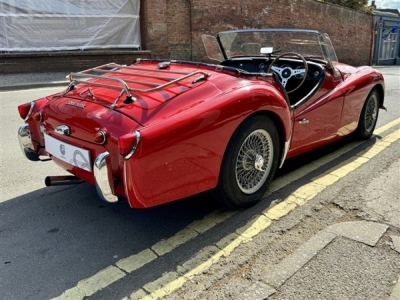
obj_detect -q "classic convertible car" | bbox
[18,29,385,209]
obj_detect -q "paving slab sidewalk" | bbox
[240,220,400,300]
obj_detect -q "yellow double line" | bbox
[54,119,400,300]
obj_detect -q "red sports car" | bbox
[18,29,385,209]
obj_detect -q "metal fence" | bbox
[0,0,141,52]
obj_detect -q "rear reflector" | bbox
[18,102,35,121]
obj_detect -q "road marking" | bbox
[53,210,237,299]
[126,125,400,300]
[53,118,400,300]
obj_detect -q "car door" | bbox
[288,71,344,157]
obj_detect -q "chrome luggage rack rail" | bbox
[63,62,210,109]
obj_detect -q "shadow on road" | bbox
[0,133,383,299]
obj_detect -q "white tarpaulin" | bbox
[0,0,140,51]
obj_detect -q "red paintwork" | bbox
[19,58,384,208]
[287,62,384,158]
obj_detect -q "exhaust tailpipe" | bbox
[45,175,83,186]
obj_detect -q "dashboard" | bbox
[219,57,324,81]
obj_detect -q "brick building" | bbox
[1,0,375,74]
[142,0,374,66]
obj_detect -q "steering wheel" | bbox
[267,52,308,93]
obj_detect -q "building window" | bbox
[380,33,397,60]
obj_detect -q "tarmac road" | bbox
[0,66,399,300]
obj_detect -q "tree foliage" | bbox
[320,0,374,13]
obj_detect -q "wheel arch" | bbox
[213,109,286,208]
[372,83,385,108]
[218,109,287,179]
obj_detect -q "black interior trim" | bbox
[220,57,325,106]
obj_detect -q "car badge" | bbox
[60,144,66,156]
[66,101,85,109]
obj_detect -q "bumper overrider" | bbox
[18,124,40,161]
[94,152,118,203]
[18,124,118,203]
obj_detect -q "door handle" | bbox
[299,118,309,124]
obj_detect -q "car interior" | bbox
[219,56,325,106]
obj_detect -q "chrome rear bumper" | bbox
[18,124,40,161]
[18,125,117,203]
[94,151,118,203]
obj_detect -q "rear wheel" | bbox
[355,90,380,140]
[214,116,280,208]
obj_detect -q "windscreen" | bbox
[218,30,327,61]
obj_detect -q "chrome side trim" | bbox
[23,102,35,121]
[18,124,39,161]
[98,130,107,144]
[94,151,118,203]
[123,131,141,161]
[123,160,130,206]
[279,137,291,169]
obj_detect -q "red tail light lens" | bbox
[18,102,35,121]
[118,131,141,160]
[119,133,137,156]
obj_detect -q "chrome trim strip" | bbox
[23,102,35,121]
[36,111,43,122]
[279,137,291,169]
[94,151,118,203]
[123,160,130,206]
[18,124,39,161]
[122,155,136,208]
[123,130,141,161]
[99,130,107,144]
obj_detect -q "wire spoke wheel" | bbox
[213,116,279,209]
[235,129,273,194]
[355,89,380,140]
[364,93,378,133]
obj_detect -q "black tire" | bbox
[213,116,280,209]
[354,89,380,140]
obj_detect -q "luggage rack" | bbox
[63,63,211,109]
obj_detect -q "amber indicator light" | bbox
[93,130,107,144]
[32,111,43,122]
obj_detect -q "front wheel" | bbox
[354,90,380,140]
[213,116,280,209]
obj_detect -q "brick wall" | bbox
[0,51,151,74]
[1,0,373,73]
[141,0,373,66]
[167,0,191,60]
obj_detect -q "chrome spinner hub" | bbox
[254,154,265,171]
